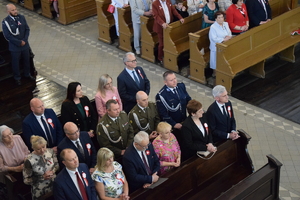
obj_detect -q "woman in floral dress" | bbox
[92,147,129,200]
[23,135,59,200]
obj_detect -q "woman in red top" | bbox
[226,0,249,35]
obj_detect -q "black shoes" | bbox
[15,79,21,86]
[25,75,36,81]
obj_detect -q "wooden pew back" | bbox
[141,16,158,63]
[118,6,133,52]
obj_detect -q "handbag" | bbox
[107,4,115,14]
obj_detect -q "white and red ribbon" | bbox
[204,123,209,134]
[145,150,150,155]
[84,106,89,117]
[86,143,91,156]
[81,172,89,186]
[115,173,124,184]
[47,118,54,128]
[227,106,232,118]
[138,70,144,79]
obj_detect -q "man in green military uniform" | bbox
[128,91,160,139]
[97,99,134,159]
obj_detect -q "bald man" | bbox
[22,98,64,151]
[2,4,35,85]
[128,91,160,139]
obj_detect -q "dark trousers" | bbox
[11,48,30,80]
[157,32,164,61]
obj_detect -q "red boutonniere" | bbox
[227,106,232,118]
[137,69,144,79]
[145,150,150,155]
[86,143,91,156]
[159,6,162,9]
[84,106,90,117]
[81,172,89,186]
[204,123,209,134]
[47,118,55,128]
[115,173,124,184]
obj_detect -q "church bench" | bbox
[130,129,254,199]
[40,0,54,19]
[140,15,158,63]
[95,0,116,44]
[163,11,202,72]
[118,6,133,52]
[189,27,210,84]
[216,6,300,94]
[57,0,97,25]
[24,0,40,11]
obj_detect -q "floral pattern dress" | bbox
[92,161,125,198]
[23,149,59,200]
[202,2,219,29]
[152,133,181,175]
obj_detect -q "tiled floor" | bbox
[1,1,300,199]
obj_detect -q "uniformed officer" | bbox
[97,99,134,159]
[128,91,160,139]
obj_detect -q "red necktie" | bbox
[75,172,88,200]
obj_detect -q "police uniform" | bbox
[128,102,160,135]
[97,111,134,158]
[156,83,191,127]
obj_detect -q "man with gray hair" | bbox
[117,52,150,113]
[206,85,239,143]
[122,131,160,193]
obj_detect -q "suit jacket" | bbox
[152,0,183,34]
[53,163,97,200]
[181,115,213,161]
[156,83,191,127]
[128,102,160,135]
[122,142,160,194]
[97,111,134,158]
[206,101,236,143]
[61,96,97,132]
[2,14,30,52]
[57,131,96,169]
[129,0,152,24]
[22,108,64,150]
[245,0,271,28]
[117,66,150,113]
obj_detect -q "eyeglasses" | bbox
[126,59,137,63]
[137,142,150,150]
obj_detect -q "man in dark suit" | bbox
[22,98,64,152]
[123,131,160,194]
[117,52,150,113]
[206,85,240,143]
[152,0,184,64]
[2,3,35,85]
[57,122,96,173]
[53,148,97,200]
[246,0,272,28]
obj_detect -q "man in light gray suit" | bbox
[129,0,152,56]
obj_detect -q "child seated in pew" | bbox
[174,0,189,22]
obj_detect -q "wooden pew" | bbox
[216,6,300,94]
[140,16,158,63]
[163,12,202,72]
[24,0,39,11]
[96,0,116,44]
[130,129,254,199]
[270,0,297,18]
[5,172,31,200]
[118,6,133,52]
[57,0,97,25]
[189,27,210,84]
[40,0,54,19]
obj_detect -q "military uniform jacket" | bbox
[155,83,191,127]
[128,102,160,135]
[97,111,134,158]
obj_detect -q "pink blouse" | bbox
[152,133,181,175]
[95,86,123,119]
[0,135,30,172]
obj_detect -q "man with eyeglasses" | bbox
[206,85,239,143]
[57,122,96,173]
[117,52,150,113]
[123,131,160,193]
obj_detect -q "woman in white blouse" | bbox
[208,11,232,76]
[111,0,129,37]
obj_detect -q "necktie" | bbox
[142,0,149,11]
[115,118,119,126]
[222,105,228,117]
[141,151,152,175]
[76,141,85,159]
[132,71,140,85]
[75,172,88,200]
[40,116,53,147]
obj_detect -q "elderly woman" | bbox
[23,135,59,199]
[92,147,129,200]
[95,74,123,120]
[202,0,219,29]
[226,0,249,35]
[181,100,217,161]
[218,0,232,12]
[187,0,206,15]
[209,11,232,76]
[152,122,181,175]
[0,125,29,183]
[61,82,97,138]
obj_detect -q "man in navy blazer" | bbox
[53,148,97,200]
[22,98,64,152]
[206,85,240,143]
[117,52,150,113]
[246,0,272,28]
[123,131,160,194]
[57,122,96,173]
[2,4,35,85]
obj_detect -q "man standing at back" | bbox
[2,3,35,85]
[246,0,271,28]
[117,52,150,113]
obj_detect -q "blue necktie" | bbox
[41,116,53,147]
[132,71,140,85]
